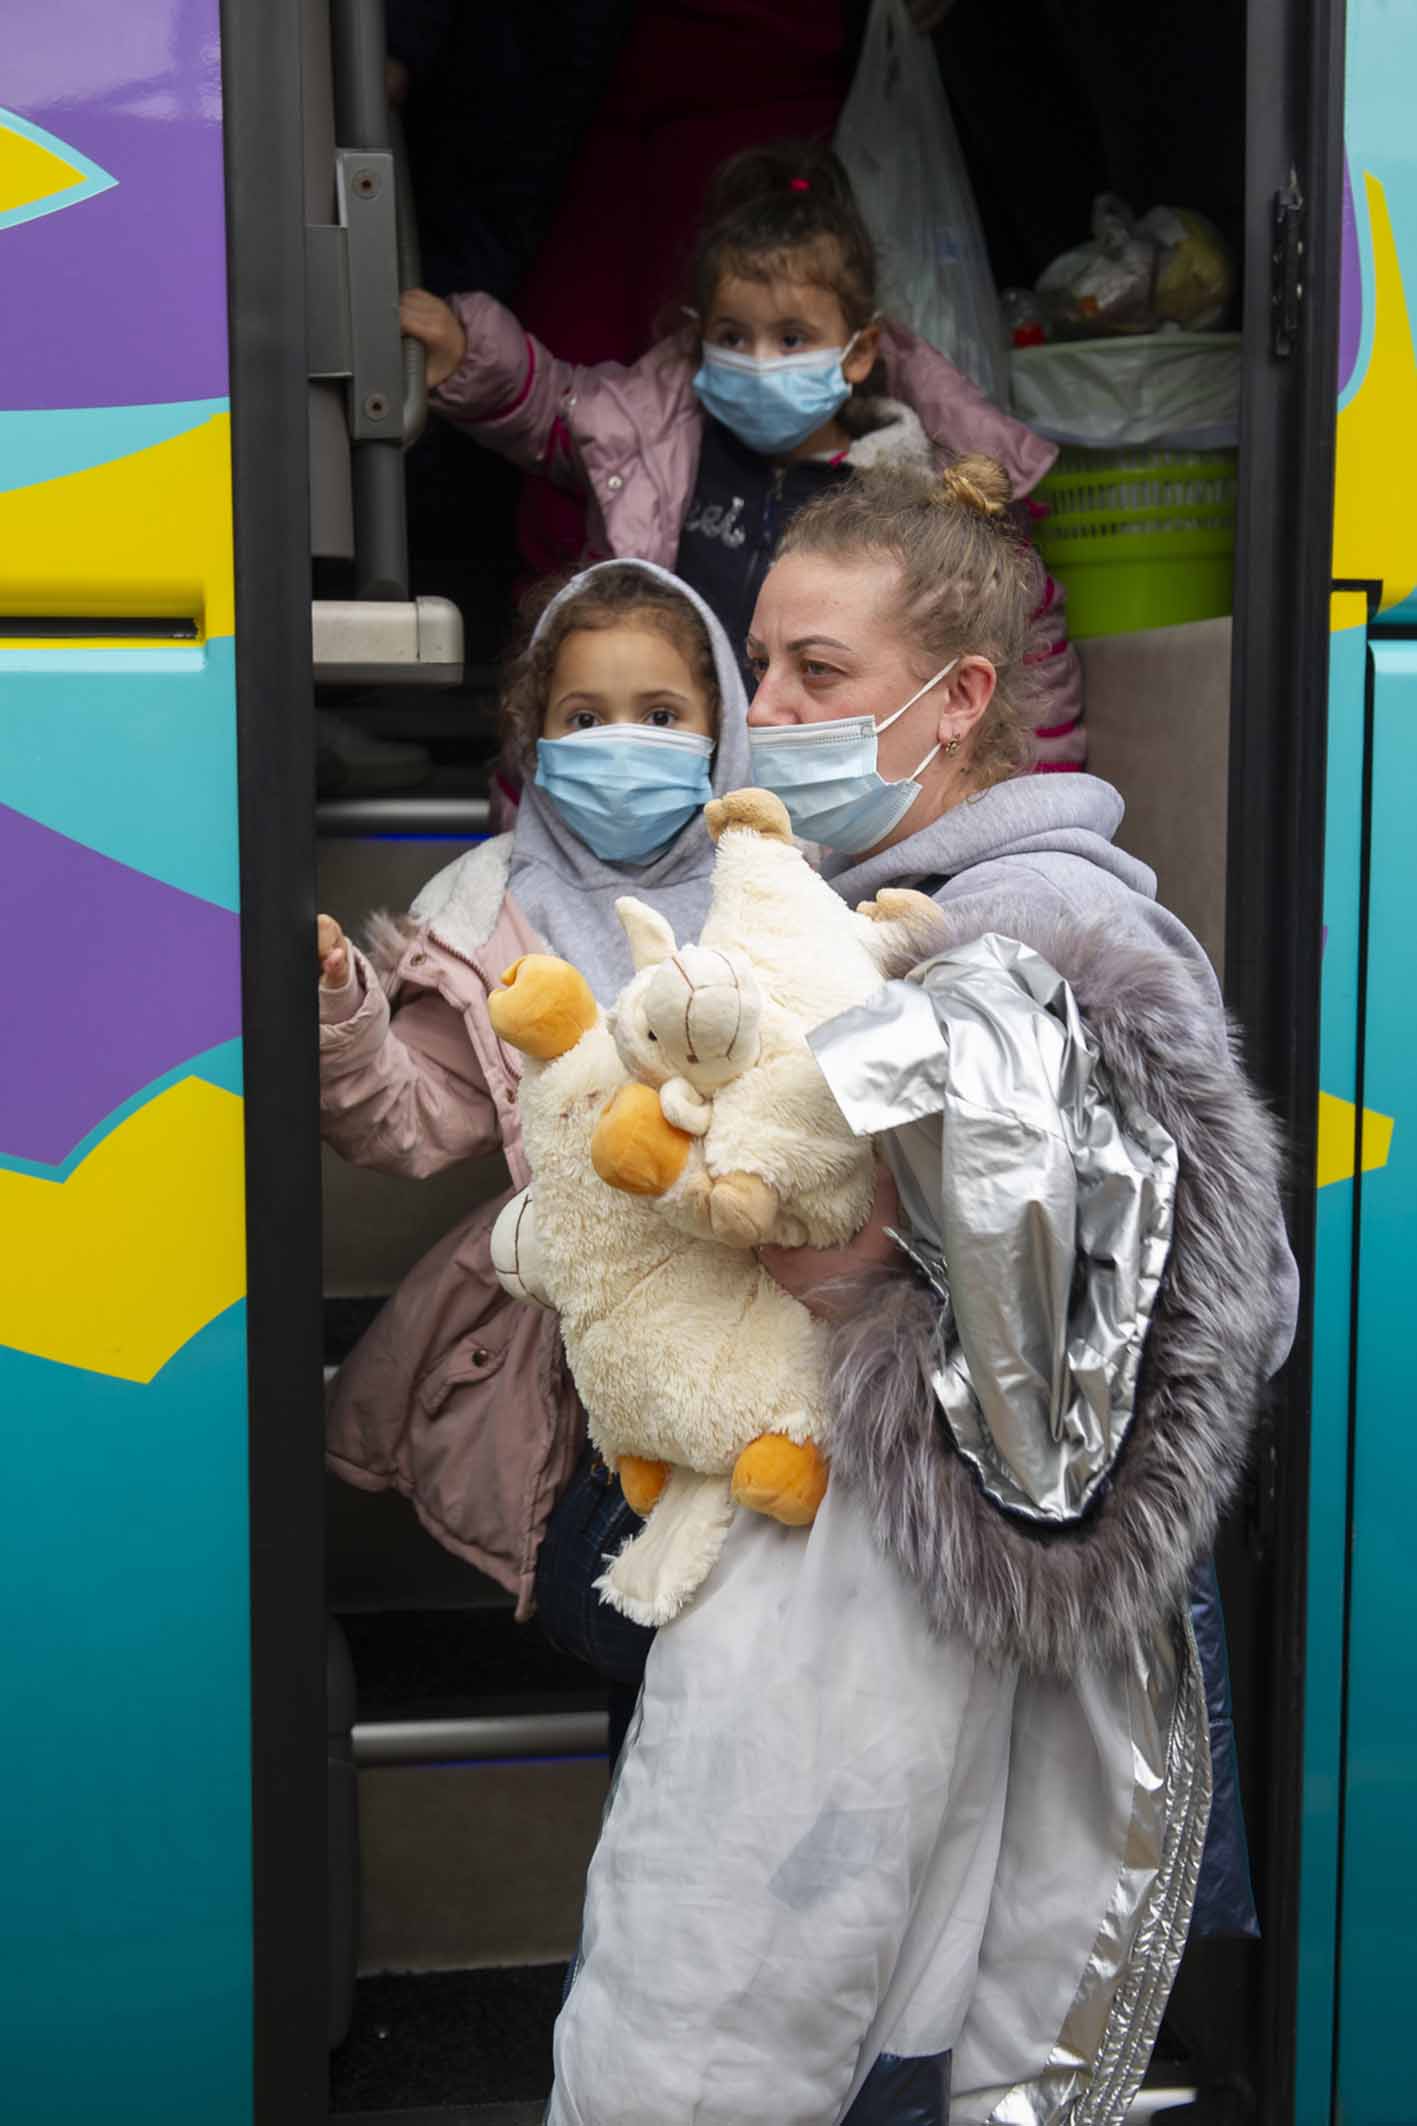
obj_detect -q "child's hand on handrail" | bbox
[399,288,467,391]
[317,913,350,990]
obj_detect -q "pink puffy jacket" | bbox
[319,847,582,1617]
[435,295,1086,768]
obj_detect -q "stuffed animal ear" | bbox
[616,897,677,970]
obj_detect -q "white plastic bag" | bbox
[836,0,1008,404]
[1009,332,1243,449]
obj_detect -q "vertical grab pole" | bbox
[390,103,428,450]
[330,0,409,600]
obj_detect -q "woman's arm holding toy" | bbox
[758,1165,903,1319]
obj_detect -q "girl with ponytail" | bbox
[401,138,1086,769]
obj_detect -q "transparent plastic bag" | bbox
[835,0,1009,403]
[1140,206,1236,330]
[1034,197,1236,342]
[1036,194,1159,339]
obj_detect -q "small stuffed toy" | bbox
[604,788,939,1250]
[488,955,830,1625]
[487,790,938,1624]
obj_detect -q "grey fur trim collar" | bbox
[359,834,514,996]
[410,833,513,952]
[361,909,418,995]
[828,908,1288,1675]
[842,398,935,471]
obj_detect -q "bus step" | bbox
[331,1966,562,2118]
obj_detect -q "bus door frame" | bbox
[1224,0,1346,2117]
[223,0,330,2117]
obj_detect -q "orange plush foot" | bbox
[704,787,793,844]
[487,955,598,1060]
[591,1082,692,1196]
[617,1455,670,1518]
[730,1435,829,1526]
[858,886,942,940]
[708,1170,781,1247]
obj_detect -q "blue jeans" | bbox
[535,1444,655,1764]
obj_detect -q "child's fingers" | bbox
[398,290,465,386]
[317,915,351,987]
[399,289,447,337]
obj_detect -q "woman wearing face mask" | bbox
[544,464,1298,2125]
[400,138,1086,773]
[318,562,750,1750]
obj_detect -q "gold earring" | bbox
[944,736,962,757]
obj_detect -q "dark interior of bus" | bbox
[266,2,1319,2118]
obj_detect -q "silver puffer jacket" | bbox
[548,788,1295,2126]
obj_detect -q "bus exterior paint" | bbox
[1300,3,1417,2119]
[0,6,252,2121]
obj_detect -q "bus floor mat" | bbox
[330,1965,563,2113]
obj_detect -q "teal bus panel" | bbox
[0,3,254,2119]
[1296,610,1369,2126]
[1336,642,1417,2123]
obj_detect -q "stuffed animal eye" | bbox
[647,1031,658,1041]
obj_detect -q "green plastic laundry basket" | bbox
[1032,448,1237,640]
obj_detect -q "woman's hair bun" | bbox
[934,454,1012,520]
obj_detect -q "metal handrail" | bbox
[316,793,490,837]
[353,1710,609,1767]
[330,0,409,598]
[388,102,427,450]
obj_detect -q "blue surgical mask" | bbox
[692,339,858,457]
[746,661,959,854]
[535,724,715,864]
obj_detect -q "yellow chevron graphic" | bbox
[0,120,80,217]
[1317,1090,1395,1190]
[0,1077,246,1382]
[0,413,234,640]
[1334,174,1417,611]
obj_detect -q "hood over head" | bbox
[508,559,753,999]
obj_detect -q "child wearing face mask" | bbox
[318,562,752,1745]
[401,139,1086,770]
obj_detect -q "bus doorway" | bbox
[295,9,1343,2121]
[265,1,1347,2119]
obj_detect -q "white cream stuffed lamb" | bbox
[486,789,938,1625]
[487,956,829,1625]
[606,786,940,1250]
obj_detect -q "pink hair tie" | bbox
[790,177,810,192]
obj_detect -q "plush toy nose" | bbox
[651,951,757,1072]
[683,982,748,1064]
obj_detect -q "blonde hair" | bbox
[776,455,1043,786]
[500,565,721,774]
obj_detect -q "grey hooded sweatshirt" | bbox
[828,771,1217,999]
